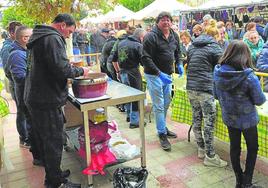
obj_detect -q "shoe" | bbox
[203,154,227,167]
[242,184,263,188]
[129,122,146,129]
[19,140,31,149]
[63,145,72,152]
[61,169,71,178]
[60,181,81,188]
[129,124,139,129]
[44,170,71,186]
[235,172,243,188]
[159,133,171,151]
[126,117,130,122]
[166,128,177,138]
[33,159,44,166]
[242,174,262,188]
[197,147,205,159]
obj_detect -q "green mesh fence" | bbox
[0,81,9,118]
[171,85,268,158]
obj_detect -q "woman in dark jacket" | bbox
[186,19,227,167]
[214,40,266,188]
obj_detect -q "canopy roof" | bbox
[193,0,266,11]
[98,5,134,23]
[133,0,192,20]
[80,5,134,24]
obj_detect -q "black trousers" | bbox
[27,106,65,187]
[227,126,258,183]
[121,68,142,111]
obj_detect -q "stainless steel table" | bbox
[67,80,146,187]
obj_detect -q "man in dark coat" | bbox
[100,30,117,78]
[142,12,183,151]
[24,14,89,188]
[112,28,146,128]
[90,28,109,53]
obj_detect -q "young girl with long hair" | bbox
[214,40,266,188]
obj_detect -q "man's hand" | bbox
[159,72,172,84]
[116,72,121,81]
[82,67,89,77]
[177,64,184,77]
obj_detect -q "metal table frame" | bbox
[67,80,146,187]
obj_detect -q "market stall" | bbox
[81,5,134,24]
[67,80,146,187]
[179,0,268,30]
[133,0,192,20]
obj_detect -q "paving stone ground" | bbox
[1,90,268,188]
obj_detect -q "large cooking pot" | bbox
[72,73,108,98]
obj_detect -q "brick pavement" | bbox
[1,90,268,188]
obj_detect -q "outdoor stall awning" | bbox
[80,15,106,24]
[98,5,135,23]
[80,5,134,24]
[133,0,193,20]
[189,0,267,11]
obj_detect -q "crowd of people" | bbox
[0,10,268,188]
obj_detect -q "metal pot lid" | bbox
[73,73,108,85]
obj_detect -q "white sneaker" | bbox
[204,154,227,167]
[198,147,205,159]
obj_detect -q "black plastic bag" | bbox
[113,167,148,188]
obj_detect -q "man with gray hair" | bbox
[112,28,146,128]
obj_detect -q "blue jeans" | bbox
[145,73,172,134]
[84,45,91,64]
[16,105,30,141]
[120,72,139,125]
[15,83,30,142]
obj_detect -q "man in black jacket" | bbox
[100,30,117,78]
[142,12,183,151]
[112,28,146,128]
[24,14,89,188]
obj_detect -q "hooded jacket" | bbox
[214,64,266,130]
[100,36,117,69]
[141,26,181,75]
[6,41,27,108]
[186,34,223,94]
[7,41,27,83]
[24,25,84,109]
[1,38,13,75]
[107,34,128,65]
[117,35,143,70]
[257,41,268,92]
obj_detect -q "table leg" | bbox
[83,111,93,186]
[104,107,108,119]
[139,99,146,168]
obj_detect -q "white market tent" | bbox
[80,15,105,24]
[80,5,134,24]
[98,5,135,23]
[133,0,193,20]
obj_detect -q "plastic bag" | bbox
[109,136,140,160]
[113,167,148,188]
